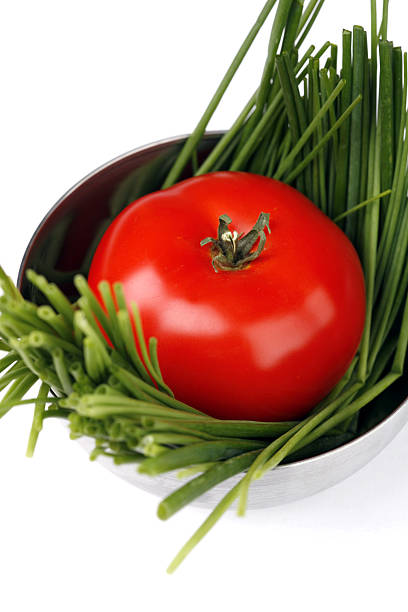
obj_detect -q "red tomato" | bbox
[88,172,366,422]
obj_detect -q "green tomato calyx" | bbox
[200,212,271,272]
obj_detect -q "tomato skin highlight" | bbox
[88,172,366,422]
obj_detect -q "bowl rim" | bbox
[17,132,408,472]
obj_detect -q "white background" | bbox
[1,1,408,610]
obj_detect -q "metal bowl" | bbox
[18,133,408,509]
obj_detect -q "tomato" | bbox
[88,172,366,422]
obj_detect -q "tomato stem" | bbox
[200,212,271,272]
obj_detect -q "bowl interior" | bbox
[18,133,222,303]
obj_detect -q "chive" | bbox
[83,336,108,383]
[162,0,280,188]
[158,450,260,520]
[281,0,304,55]
[284,94,361,185]
[265,112,288,176]
[229,94,284,171]
[345,26,367,242]
[148,337,162,380]
[141,432,207,446]
[195,91,257,176]
[237,383,362,514]
[0,373,38,419]
[138,439,265,476]
[290,373,401,455]
[51,348,73,395]
[323,82,338,208]
[76,296,107,347]
[26,270,74,326]
[69,361,93,387]
[0,297,54,336]
[393,47,403,161]
[0,339,10,351]
[0,362,29,392]
[74,275,114,340]
[116,309,152,384]
[113,454,144,465]
[251,0,295,126]
[275,76,346,181]
[357,58,382,382]
[332,29,352,219]
[76,392,207,421]
[329,43,338,71]
[0,266,23,302]
[333,190,391,223]
[375,107,408,294]
[144,423,218,441]
[109,362,218,416]
[26,383,50,457]
[108,364,153,402]
[379,40,395,209]
[248,126,277,175]
[383,254,408,342]
[296,0,321,37]
[166,480,243,574]
[314,40,331,60]
[144,416,296,439]
[74,311,110,368]
[41,408,70,420]
[378,0,390,40]
[309,57,326,211]
[391,278,408,375]
[129,302,173,397]
[96,280,126,354]
[357,39,371,211]
[295,0,325,49]
[275,53,306,190]
[369,204,408,371]
[27,329,81,357]
[0,311,37,337]
[176,463,215,479]
[0,351,18,374]
[37,306,73,342]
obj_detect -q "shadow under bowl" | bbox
[17,133,408,508]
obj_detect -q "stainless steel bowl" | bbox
[18,133,408,509]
